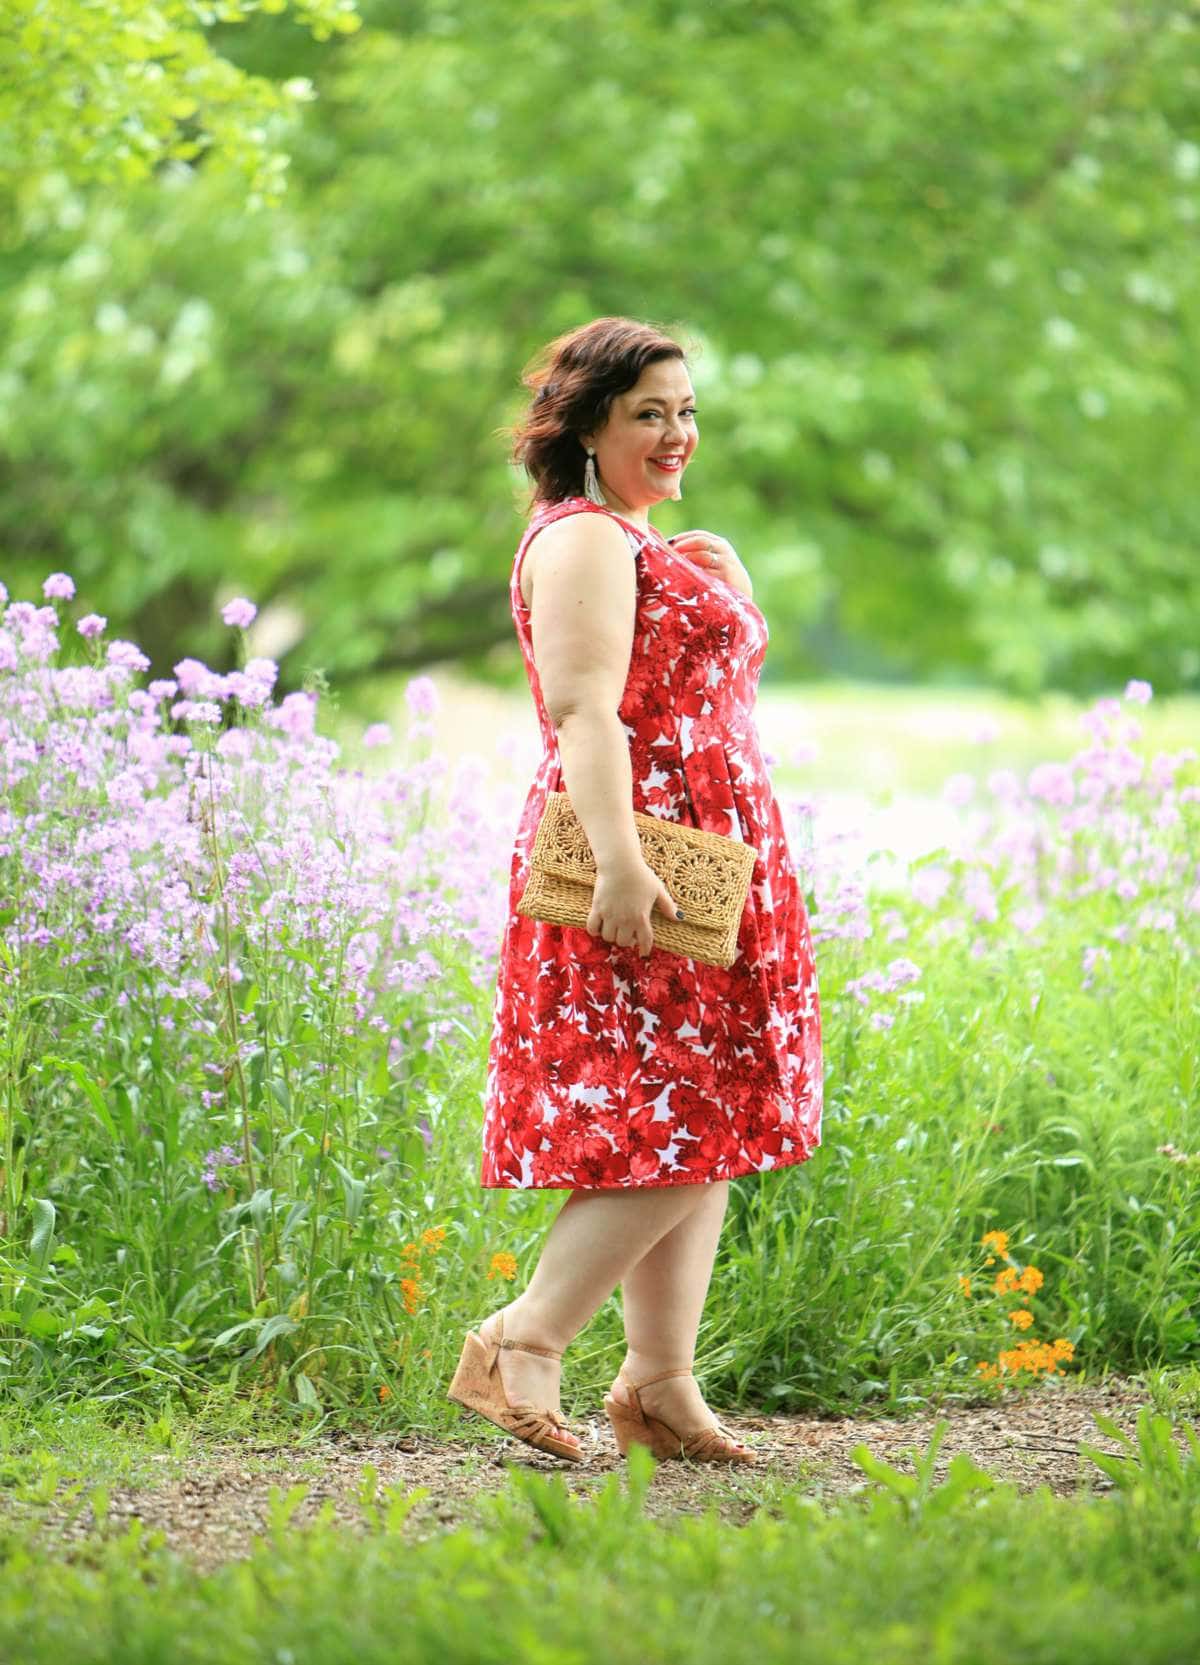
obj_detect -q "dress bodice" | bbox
[510,495,771,844]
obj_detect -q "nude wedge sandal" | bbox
[603,1367,757,1464]
[447,1310,585,1462]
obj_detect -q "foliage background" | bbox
[2,0,1197,701]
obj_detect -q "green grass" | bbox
[2,1403,1200,1663]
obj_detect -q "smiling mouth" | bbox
[649,456,684,471]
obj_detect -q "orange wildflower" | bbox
[971,1227,1075,1388]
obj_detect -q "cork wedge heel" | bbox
[603,1366,757,1464]
[446,1311,585,1463]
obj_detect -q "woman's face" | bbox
[581,358,698,513]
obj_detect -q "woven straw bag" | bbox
[515,791,757,968]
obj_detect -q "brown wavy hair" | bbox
[505,316,694,507]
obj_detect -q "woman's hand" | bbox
[588,856,682,958]
[667,530,754,601]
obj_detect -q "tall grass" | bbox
[1,575,1197,1428]
[2,1418,1200,1663]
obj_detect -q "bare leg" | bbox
[611,1179,741,1437]
[480,1182,713,1449]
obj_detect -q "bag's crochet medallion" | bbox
[481,497,824,1189]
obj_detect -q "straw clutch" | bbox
[515,791,757,968]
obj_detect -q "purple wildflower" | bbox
[201,1144,242,1193]
[267,690,317,741]
[221,597,258,630]
[173,657,212,695]
[106,640,151,675]
[405,675,439,721]
[1027,762,1075,806]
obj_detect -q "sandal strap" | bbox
[628,1366,693,1391]
[510,1399,571,1431]
[500,1338,562,1360]
[682,1421,749,1459]
[487,1311,563,1361]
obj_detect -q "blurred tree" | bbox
[0,0,361,214]
[1,0,1197,700]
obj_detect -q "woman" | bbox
[447,316,823,1464]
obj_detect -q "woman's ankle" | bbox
[498,1294,574,1355]
[620,1347,695,1383]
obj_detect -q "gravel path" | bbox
[2,1375,1184,1575]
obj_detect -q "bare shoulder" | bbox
[520,508,634,610]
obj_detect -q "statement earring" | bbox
[583,446,607,507]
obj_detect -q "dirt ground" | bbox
[3,1374,1183,1575]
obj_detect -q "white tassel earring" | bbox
[583,446,607,506]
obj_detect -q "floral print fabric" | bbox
[481,496,823,1189]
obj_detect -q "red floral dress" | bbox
[481,496,823,1189]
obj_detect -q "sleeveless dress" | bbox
[480,496,823,1189]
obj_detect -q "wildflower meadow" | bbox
[2,568,1198,1425]
[3,570,1200,1658]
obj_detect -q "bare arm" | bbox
[526,514,643,874]
[524,512,684,953]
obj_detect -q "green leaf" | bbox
[248,1187,275,1236]
[1090,1411,1136,1453]
[252,1314,299,1357]
[24,1309,65,1338]
[293,1371,322,1407]
[29,1198,56,1268]
[40,1056,118,1141]
[850,1443,920,1500]
[330,1158,366,1226]
[212,1318,261,1349]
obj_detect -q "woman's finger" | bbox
[672,533,732,555]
